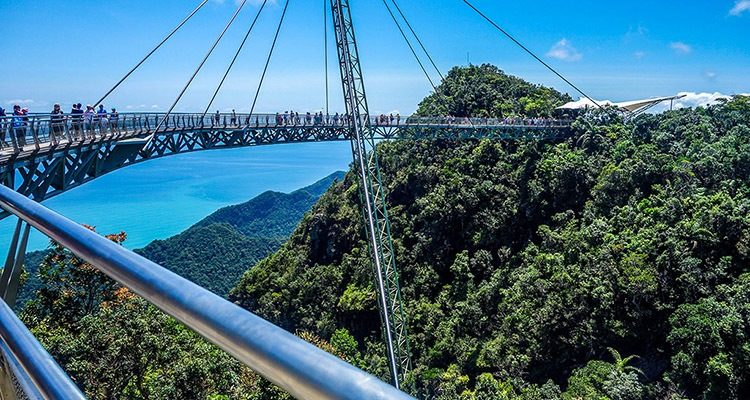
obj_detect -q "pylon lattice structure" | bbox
[330,0,412,388]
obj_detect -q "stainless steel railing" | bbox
[0,184,414,400]
[0,300,86,399]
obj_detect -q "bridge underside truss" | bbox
[0,123,571,218]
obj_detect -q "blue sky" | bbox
[1,0,748,115]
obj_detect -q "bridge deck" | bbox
[0,113,572,204]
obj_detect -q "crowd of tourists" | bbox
[0,103,568,153]
[0,103,120,150]
[416,115,566,126]
[207,110,405,128]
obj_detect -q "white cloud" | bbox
[673,92,731,108]
[634,51,646,59]
[649,92,730,113]
[662,92,732,109]
[5,99,35,106]
[151,105,160,109]
[704,70,717,80]
[645,92,750,113]
[670,42,692,55]
[730,0,750,15]
[546,39,582,62]
[624,24,648,43]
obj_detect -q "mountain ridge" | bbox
[16,171,346,305]
[135,170,346,296]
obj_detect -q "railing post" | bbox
[30,120,40,150]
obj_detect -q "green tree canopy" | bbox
[416,64,571,118]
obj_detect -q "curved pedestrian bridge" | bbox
[0,113,572,203]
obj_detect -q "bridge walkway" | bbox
[0,113,572,205]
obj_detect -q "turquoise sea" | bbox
[0,142,353,252]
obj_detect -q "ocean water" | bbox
[0,142,353,252]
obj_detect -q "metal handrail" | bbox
[0,184,414,400]
[0,300,86,399]
[0,112,572,157]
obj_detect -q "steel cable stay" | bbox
[250,0,292,116]
[92,0,210,109]
[0,0,586,397]
[202,0,271,121]
[379,0,465,125]
[388,0,445,82]
[380,0,439,92]
[461,0,602,109]
[151,0,250,137]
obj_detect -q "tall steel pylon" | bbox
[330,0,411,389]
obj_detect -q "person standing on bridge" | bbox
[97,105,109,133]
[83,105,95,138]
[9,105,22,150]
[50,104,65,146]
[11,106,27,149]
[231,109,237,126]
[110,108,119,134]
[214,110,220,126]
[70,104,83,140]
[0,107,7,148]
[21,107,31,146]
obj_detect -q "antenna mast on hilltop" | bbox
[330,0,412,389]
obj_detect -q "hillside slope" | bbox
[136,171,345,296]
[231,92,750,398]
[17,172,345,305]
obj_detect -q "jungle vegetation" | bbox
[232,67,750,399]
[19,65,750,399]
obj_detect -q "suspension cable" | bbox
[381,0,464,121]
[202,0,269,120]
[250,0,291,116]
[380,0,439,92]
[388,0,444,82]
[461,0,601,108]
[154,0,249,133]
[93,0,209,109]
[324,0,330,116]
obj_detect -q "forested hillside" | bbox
[134,171,345,296]
[231,68,750,398]
[17,65,750,399]
[416,64,571,117]
[15,172,344,304]
[18,173,347,399]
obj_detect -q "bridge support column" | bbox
[331,0,411,389]
[0,219,31,400]
[0,219,30,308]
